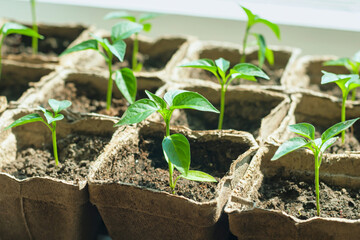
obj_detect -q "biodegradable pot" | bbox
[0,108,118,240]
[0,96,7,115]
[17,67,165,117]
[225,143,360,240]
[155,81,290,143]
[173,40,300,91]
[2,21,87,64]
[89,120,258,240]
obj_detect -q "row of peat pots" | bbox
[1,21,359,240]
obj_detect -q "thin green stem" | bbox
[132,33,139,71]
[106,58,113,110]
[314,152,321,216]
[240,26,250,63]
[51,122,59,165]
[341,94,347,143]
[351,89,357,101]
[30,0,38,55]
[164,116,175,193]
[218,84,226,130]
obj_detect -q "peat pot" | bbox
[89,120,258,240]
[0,108,117,240]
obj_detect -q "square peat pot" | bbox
[173,40,300,91]
[0,108,117,239]
[18,68,165,117]
[225,144,360,240]
[88,120,258,240]
[2,20,87,65]
[155,80,290,143]
[287,55,353,99]
[0,59,55,106]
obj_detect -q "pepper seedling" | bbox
[240,5,281,68]
[271,118,359,216]
[60,21,142,110]
[30,0,39,54]
[323,50,360,100]
[4,99,72,166]
[321,71,360,143]
[0,22,44,79]
[115,90,218,193]
[180,57,269,130]
[104,11,159,72]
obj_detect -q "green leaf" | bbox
[145,90,167,109]
[106,39,126,62]
[241,6,255,26]
[321,71,354,93]
[162,133,190,175]
[114,99,159,126]
[111,21,143,41]
[4,113,44,130]
[171,91,219,113]
[104,11,136,22]
[179,59,218,77]
[1,22,44,39]
[352,50,360,63]
[60,39,98,56]
[320,137,338,153]
[265,47,274,66]
[321,118,359,141]
[48,99,72,114]
[345,75,360,91]
[142,23,152,32]
[255,18,281,39]
[253,33,266,68]
[164,90,187,106]
[289,123,315,140]
[181,170,217,182]
[139,13,159,23]
[114,68,137,104]
[44,112,64,124]
[323,58,349,67]
[231,63,269,81]
[271,137,309,161]
[215,58,230,80]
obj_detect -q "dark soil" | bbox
[1,134,110,182]
[257,174,360,220]
[112,52,167,73]
[94,130,249,202]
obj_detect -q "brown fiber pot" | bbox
[89,120,258,240]
[0,108,117,240]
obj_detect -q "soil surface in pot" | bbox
[94,131,249,202]
[257,174,360,220]
[1,134,110,182]
[113,52,168,72]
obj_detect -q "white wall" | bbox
[1,0,360,57]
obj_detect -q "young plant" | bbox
[321,71,360,143]
[0,22,43,79]
[60,21,142,110]
[240,6,281,68]
[104,11,159,72]
[271,118,359,216]
[115,90,218,193]
[4,99,72,166]
[323,50,360,100]
[180,58,269,130]
[30,0,38,54]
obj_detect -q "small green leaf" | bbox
[106,39,126,62]
[60,39,98,56]
[104,11,136,22]
[345,75,360,91]
[171,91,219,113]
[241,6,255,26]
[111,21,143,41]
[271,137,309,161]
[142,23,152,32]
[181,170,217,182]
[255,18,281,39]
[179,59,218,77]
[114,68,137,104]
[162,133,190,175]
[44,112,64,124]
[48,99,72,114]
[139,13,159,23]
[265,47,274,66]
[215,58,230,80]
[1,22,44,39]
[289,123,315,140]
[253,33,266,68]
[4,113,44,130]
[321,118,359,141]
[163,90,187,106]
[320,137,338,153]
[114,99,159,126]
[323,58,349,67]
[145,90,167,109]
[232,63,269,80]
[321,71,353,84]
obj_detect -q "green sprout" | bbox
[323,51,360,100]
[60,22,142,110]
[114,90,218,193]
[321,71,360,143]
[0,22,43,79]
[180,58,269,130]
[104,11,159,72]
[30,0,38,54]
[240,5,281,68]
[272,118,359,216]
[4,99,72,166]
